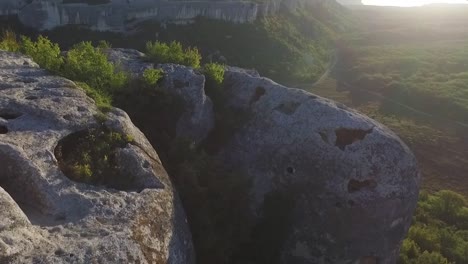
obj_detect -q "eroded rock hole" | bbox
[54,128,141,191]
[335,128,373,150]
[286,167,295,174]
[348,179,377,193]
[62,114,73,121]
[16,77,37,84]
[0,109,22,120]
[25,95,39,100]
[0,147,51,226]
[360,256,378,264]
[274,101,301,115]
[249,86,266,105]
[0,125,8,134]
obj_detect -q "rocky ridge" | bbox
[0,47,421,263]
[0,51,194,263]
[0,0,328,31]
[107,48,421,263]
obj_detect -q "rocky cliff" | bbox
[0,47,420,263]
[104,49,421,263]
[0,51,194,263]
[0,0,327,31]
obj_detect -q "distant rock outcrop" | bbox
[0,0,328,31]
[0,51,194,263]
[336,0,363,6]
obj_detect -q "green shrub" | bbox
[414,251,450,264]
[20,35,63,73]
[71,163,92,179]
[0,30,20,52]
[63,41,128,93]
[142,68,164,87]
[399,190,468,264]
[408,225,441,252]
[400,239,421,261]
[55,128,134,189]
[203,63,225,86]
[145,40,201,68]
[428,190,466,225]
[76,82,113,113]
[97,40,111,49]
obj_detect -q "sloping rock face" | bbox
[101,50,419,263]
[106,48,214,144]
[0,51,194,263]
[213,67,421,263]
[10,0,260,31]
[0,0,329,31]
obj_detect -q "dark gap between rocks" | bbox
[0,125,8,134]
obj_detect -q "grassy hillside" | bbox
[340,38,468,124]
[303,5,468,196]
[300,6,468,262]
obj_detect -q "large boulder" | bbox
[0,51,194,263]
[212,67,421,263]
[103,49,420,263]
[106,48,214,144]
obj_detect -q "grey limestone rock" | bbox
[104,49,420,263]
[0,51,194,264]
[106,48,214,144]
[213,67,421,264]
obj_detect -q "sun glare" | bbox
[362,0,468,7]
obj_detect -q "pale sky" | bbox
[362,0,468,6]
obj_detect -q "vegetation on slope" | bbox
[62,41,127,93]
[399,190,468,264]
[337,40,468,123]
[143,12,334,82]
[0,32,128,112]
[55,128,135,190]
[326,5,468,198]
[0,3,346,83]
[299,6,468,263]
[145,40,201,68]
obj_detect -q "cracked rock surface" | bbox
[102,50,421,263]
[0,51,194,264]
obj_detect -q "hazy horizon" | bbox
[362,0,468,6]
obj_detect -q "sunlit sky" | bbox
[362,0,468,7]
